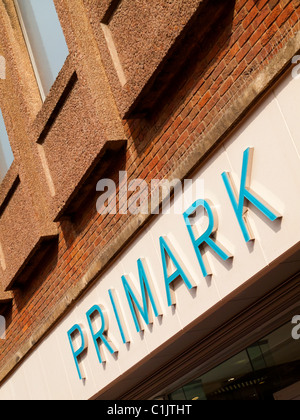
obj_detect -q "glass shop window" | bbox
[0,109,14,182]
[14,0,69,100]
[167,321,300,401]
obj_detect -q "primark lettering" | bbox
[67,148,282,380]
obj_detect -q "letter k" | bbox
[222,148,281,242]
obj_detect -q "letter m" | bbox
[122,258,162,333]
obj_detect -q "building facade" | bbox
[0,0,300,400]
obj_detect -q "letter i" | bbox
[109,289,130,344]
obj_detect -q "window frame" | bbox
[13,0,69,102]
[0,108,14,182]
[13,0,46,101]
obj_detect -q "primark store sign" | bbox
[67,147,282,381]
[2,71,299,400]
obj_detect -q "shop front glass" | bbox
[168,321,300,400]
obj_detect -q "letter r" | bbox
[183,199,232,278]
[86,304,117,364]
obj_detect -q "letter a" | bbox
[160,236,196,306]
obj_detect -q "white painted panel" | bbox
[22,348,50,400]
[224,89,300,265]
[273,72,300,159]
[0,378,14,400]
[2,363,31,400]
[42,325,77,400]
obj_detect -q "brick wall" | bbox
[1,0,300,381]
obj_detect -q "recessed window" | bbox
[14,0,69,101]
[0,110,14,181]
